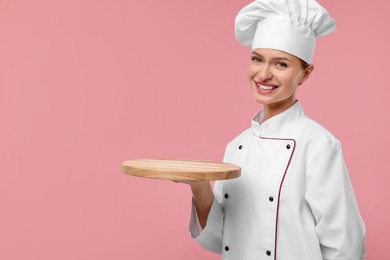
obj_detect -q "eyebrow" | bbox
[251,51,291,62]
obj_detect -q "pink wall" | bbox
[0,0,388,259]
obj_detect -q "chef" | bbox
[183,0,366,259]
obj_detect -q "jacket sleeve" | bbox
[304,135,366,260]
[189,181,224,254]
[188,142,234,254]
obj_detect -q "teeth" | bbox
[257,84,275,90]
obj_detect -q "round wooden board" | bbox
[122,159,241,181]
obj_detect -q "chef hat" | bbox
[235,0,336,64]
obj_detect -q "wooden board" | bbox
[122,159,241,181]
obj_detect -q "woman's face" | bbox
[247,48,313,113]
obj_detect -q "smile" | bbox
[257,84,277,90]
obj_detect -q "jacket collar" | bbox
[251,101,305,138]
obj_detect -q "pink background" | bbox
[0,0,388,259]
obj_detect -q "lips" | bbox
[255,80,278,93]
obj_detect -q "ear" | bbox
[298,64,314,85]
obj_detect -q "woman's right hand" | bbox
[173,179,210,191]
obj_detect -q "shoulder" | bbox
[222,128,253,162]
[226,128,253,148]
[299,115,342,154]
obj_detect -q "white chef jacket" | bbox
[189,102,366,260]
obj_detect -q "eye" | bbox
[251,56,262,63]
[275,62,288,68]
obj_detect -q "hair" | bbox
[300,59,310,70]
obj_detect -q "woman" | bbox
[184,0,366,259]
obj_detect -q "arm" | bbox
[305,136,366,260]
[189,181,214,228]
[190,180,225,253]
[177,179,224,254]
[184,142,233,253]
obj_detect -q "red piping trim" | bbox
[260,137,296,260]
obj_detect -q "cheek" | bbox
[283,71,303,88]
[247,65,257,79]
[293,74,304,87]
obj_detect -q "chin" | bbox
[254,96,269,105]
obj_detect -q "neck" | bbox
[262,97,297,123]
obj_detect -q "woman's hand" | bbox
[173,180,209,190]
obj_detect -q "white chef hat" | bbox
[235,0,336,64]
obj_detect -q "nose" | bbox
[257,64,272,81]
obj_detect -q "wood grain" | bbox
[122,159,241,181]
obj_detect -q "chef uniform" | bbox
[189,1,366,260]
